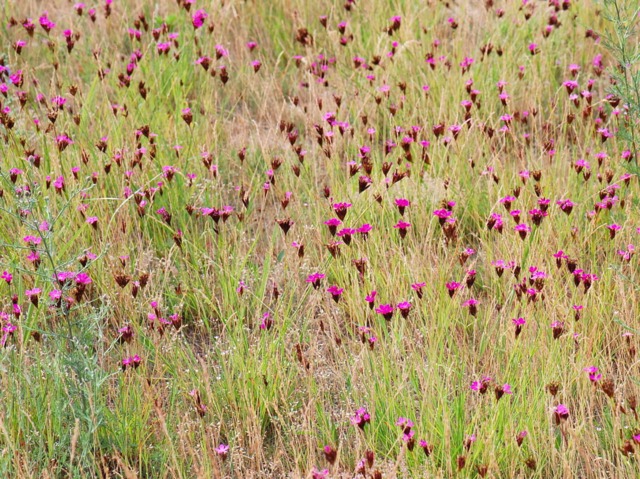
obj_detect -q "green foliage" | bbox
[600,0,640,167]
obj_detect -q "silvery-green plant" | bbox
[600,0,640,167]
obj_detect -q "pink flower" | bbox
[121,355,141,371]
[1,271,13,285]
[376,303,394,320]
[462,298,478,316]
[259,312,273,330]
[365,290,377,309]
[419,439,433,456]
[157,42,171,54]
[327,285,344,302]
[215,44,228,58]
[336,228,356,245]
[411,282,426,299]
[324,218,342,235]
[26,288,41,297]
[433,209,452,225]
[397,301,412,318]
[514,223,531,239]
[306,273,325,289]
[445,281,461,297]
[357,223,372,238]
[396,416,413,428]
[332,202,352,220]
[499,195,516,209]
[195,56,212,70]
[394,221,411,239]
[351,407,371,429]
[311,468,329,479]
[488,213,504,232]
[39,13,56,33]
[402,429,415,444]
[56,135,73,151]
[583,366,602,383]
[516,430,528,447]
[512,318,526,339]
[192,9,208,29]
[75,272,92,285]
[554,404,569,423]
[562,80,579,93]
[395,198,411,213]
[215,443,229,460]
[50,290,62,300]
[471,376,492,394]
[26,251,40,264]
[608,223,621,239]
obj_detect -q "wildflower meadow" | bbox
[0,0,639,477]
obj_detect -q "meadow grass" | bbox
[0,0,639,477]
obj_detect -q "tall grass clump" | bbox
[600,0,640,168]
